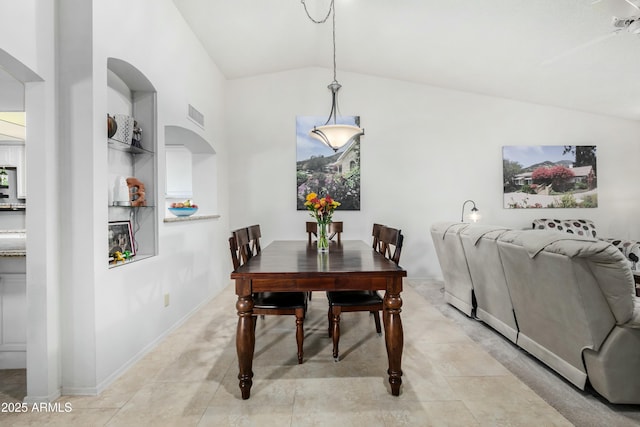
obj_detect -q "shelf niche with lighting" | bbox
[107,58,158,267]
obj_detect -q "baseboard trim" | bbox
[61,292,217,396]
[23,389,62,404]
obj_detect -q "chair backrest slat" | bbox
[378,225,404,265]
[306,222,317,244]
[328,221,343,244]
[372,223,385,251]
[247,224,262,255]
[229,235,241,270]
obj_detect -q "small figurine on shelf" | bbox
[108,114,117,139]
[113,251,126,264]
[126,177,146,207]
[131,120,142,148]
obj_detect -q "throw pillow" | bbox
[531,219,597,238]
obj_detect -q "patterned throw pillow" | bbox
[531,219,598,238]
[604,238,640,267]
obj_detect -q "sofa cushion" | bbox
[501,229,636,326]
[532,218,597,238]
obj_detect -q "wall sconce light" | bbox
[461,199,480,223]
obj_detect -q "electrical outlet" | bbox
[164,293,170,307]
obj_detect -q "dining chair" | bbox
[326,224,404,361]
[306,221,343,301]
[230,225,307,364]
[306,221,343,244]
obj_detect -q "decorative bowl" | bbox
[168,207,198,217]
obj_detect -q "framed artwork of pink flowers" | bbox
[503,145,597,209]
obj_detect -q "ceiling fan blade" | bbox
[541,31,620,66]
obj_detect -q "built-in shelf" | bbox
[108,253,154,268]
[0,205,25,211]
[109,204,156,209]
[108,138,153,155]
[0,250,26,256]
[163,214,220,223]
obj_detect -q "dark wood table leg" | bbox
[383,279,403,396]
[331,307,341,361]
[236,292,255,399]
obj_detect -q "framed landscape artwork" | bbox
[503,145,597,209]
[296,115,361,211]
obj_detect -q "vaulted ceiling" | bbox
[174,0,640,121]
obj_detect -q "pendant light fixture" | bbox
[301,0,364,152]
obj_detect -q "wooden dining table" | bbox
[231,240,407,399]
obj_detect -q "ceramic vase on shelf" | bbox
[317,221,329,253]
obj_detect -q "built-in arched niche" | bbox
[107,57,158,264]
[164,125,217,219]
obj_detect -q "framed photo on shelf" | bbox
[108,220,135,261]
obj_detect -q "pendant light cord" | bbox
[301,0,337,83]
[301,0,334,24]
[332,3,337,83]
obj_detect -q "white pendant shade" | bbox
[310,124,364,151]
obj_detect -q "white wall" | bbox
[90,0,229,392]
[0,0,230,399]
[0,0,61,403]
[55,0,231,394]
[0,0,38,79]
[226,67,640,278]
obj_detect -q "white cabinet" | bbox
[0,273,27,369]
[0,143,26,199]
[0,145,17,166]
[16,145,25,199]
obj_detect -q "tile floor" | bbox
[0,282,572,426]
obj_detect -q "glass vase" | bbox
[317,221,329,253]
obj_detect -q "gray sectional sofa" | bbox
[430,222,640,404]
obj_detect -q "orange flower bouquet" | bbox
[304,192,340,252]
